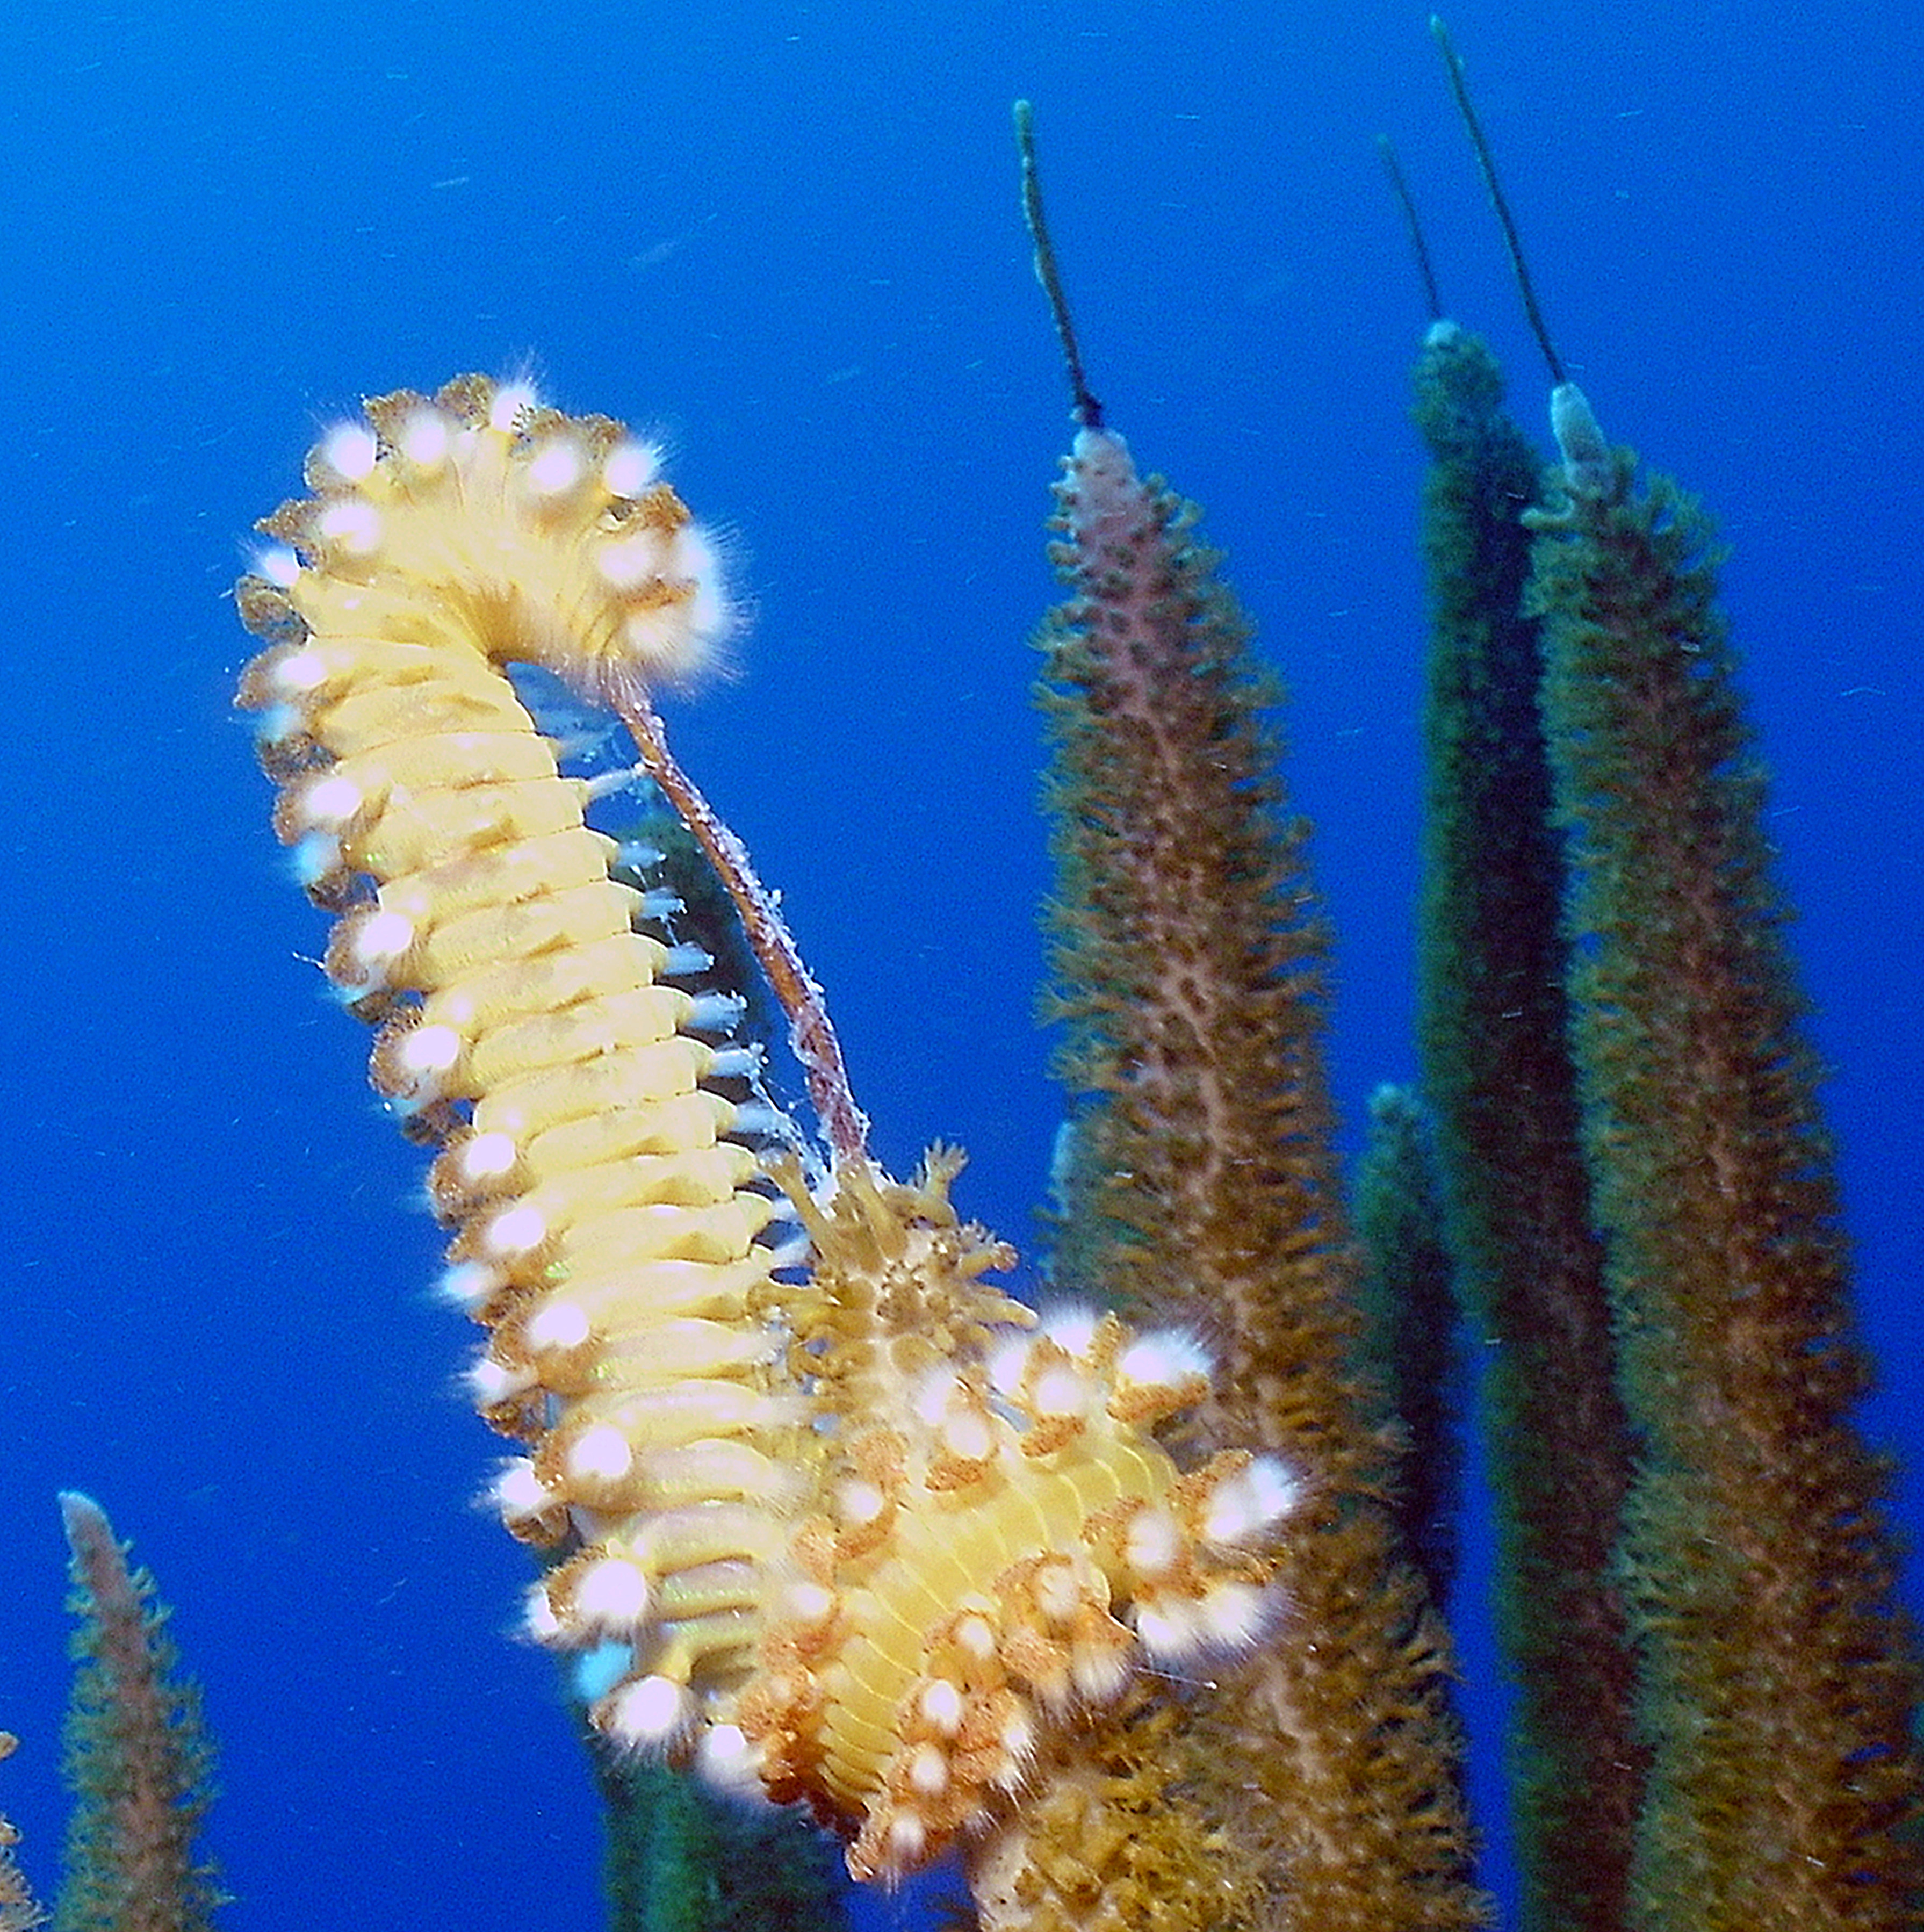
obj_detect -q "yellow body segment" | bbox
[237,377,805,1755]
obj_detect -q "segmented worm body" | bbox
[237,376,1297,1877]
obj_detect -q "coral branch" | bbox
[1529,397,1923,1927]
[1413,322,1644,1931]
[1351,1083,1461,1606]
[1031,421,1485,1929]
[0,1734,48,1932]
[53,1495,219,1932]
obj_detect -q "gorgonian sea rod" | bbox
[233,374,1300,1881]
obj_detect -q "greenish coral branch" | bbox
[1029,424,1485,1932]
[1529,409,1924,1929]
[1414,324,1645,1932]
[53,1496,221,1932]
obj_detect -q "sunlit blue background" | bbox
[3,3,1918,1927]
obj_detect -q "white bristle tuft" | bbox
[1204,1455,1302,1545]
[352,909,414,967]
[525,1298,590,1352]
[321,423,379,482]
[989,1336,1032,1396]
[398,1023,462,1078]
[298,773,364,830]
[885,1812,927,1868]
[1196,1579,1270,1650]
[316,497,383,555]
[465,1351,530,1405]
[523,1582,564,1643]
[695,1722,761,1792]
[442,1261,502,1312]
[907,1742,948,1797]
[257,546,301,588]
[940,1407,993,1461]
[573,1556,652,1632]
[838,1479,886,1528]
[489,383,538,431]
[459,1131,518,1184]
[1031,1361,1089,1422]
[1117,1330,1211,1389]
[1033,1558,1081,1624]
[492,1460,553,1520]
[1133,1596,1204,1659]
[1125,1507,1180,1580]
[602,441,660,498]
[606,1674,689,1747]
[1071,1640,1131,1704]
[525,438,583,498]
[1041,1306,1099,1359]
[270,646,327,694]
[566,1424,634,1484]
[485,1202,547,1258]
[918,1678,963,1736]
[398,410,450,467]
[913,1371,964,1428]
[596,529,665,590]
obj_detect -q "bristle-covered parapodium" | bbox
[267,375,736,707]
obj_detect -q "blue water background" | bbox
[2,3,1918,1927]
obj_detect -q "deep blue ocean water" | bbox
[3,3,1918,1927]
